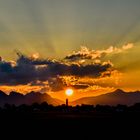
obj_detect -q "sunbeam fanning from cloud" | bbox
[0,0,140,101]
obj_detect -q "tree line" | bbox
[1,102,140,113]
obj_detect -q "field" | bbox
[0,108,139,139]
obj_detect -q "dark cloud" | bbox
[0,52,113,86]
[64,47,99,61]
[65,53,94,61]
[48,77,66,91]
[72,84,89,89]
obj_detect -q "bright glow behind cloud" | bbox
[0,43,134,99]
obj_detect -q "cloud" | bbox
[72,84,89,89]
[65,43,134,61]
[48,77,66,92]
[122,43,134,50]
[0,43,133,92]
[0,53,113,86]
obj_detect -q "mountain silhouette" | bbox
[1,89,140,106]
[0,90,7,96]
[0,90,8,105]
[112,89,125,94]
[0,91,64,106]
[71,89,140,106]
[25,91,63,105]
[8,91,24,105]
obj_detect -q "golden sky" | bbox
[0,0,140,101]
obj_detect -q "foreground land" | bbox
[0,103,140,139]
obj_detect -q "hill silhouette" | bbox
[0,91,63,106]
[0,89,140,106]
[71,89,140,106]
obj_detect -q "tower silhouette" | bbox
[66,98,68,106]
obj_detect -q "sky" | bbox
[0,0,140,101]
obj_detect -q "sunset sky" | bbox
[0,0,140,101]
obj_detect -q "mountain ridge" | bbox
[0,91,64,106]
[71,89,140,106]
[0,89,140,106]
